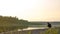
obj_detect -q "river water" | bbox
[18,25,60,31]
[18,27,48,31]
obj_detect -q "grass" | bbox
[0,27,60,34]
[28,31,31,34]
[44,28,59,34]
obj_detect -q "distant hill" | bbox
[30,21,60,25]
[29,21,60,27]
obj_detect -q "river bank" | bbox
[0,27,60,34]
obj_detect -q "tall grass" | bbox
[44,28,59,34]
[28,31,31,34]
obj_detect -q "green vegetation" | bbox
[0,16,29,32]
[44,28,59,34]
[0,16,43,33]
[28,31,31,34]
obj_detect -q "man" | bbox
[47,22,52,28]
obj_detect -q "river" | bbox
[18,27,48,31]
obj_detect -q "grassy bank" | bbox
[44,27,60,34]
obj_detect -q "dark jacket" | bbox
[47,22,52,28]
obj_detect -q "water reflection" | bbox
[18,27,48,31]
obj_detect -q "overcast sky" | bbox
[0,0,60,21]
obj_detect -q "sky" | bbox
[0,0,60,21]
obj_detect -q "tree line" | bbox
[0,16,42,33]
[0,16,29,32]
